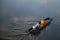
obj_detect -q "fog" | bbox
[0,0,60,40]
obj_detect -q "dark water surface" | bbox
[0,0,60,40]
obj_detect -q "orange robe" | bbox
[40,19,47,27]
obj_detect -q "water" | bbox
[0,0,60,40]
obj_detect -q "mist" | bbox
[0,0,60,40]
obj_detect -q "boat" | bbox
[28,17,53,35]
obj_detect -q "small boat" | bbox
[28,17,53,35]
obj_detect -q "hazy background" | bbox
[0,0,60,40]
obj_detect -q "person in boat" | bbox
[28,17,51,32]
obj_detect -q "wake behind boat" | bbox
[18,17,53,40]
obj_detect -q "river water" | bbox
[0,0,60,40]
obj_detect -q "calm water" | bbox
[0,0,60,40]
